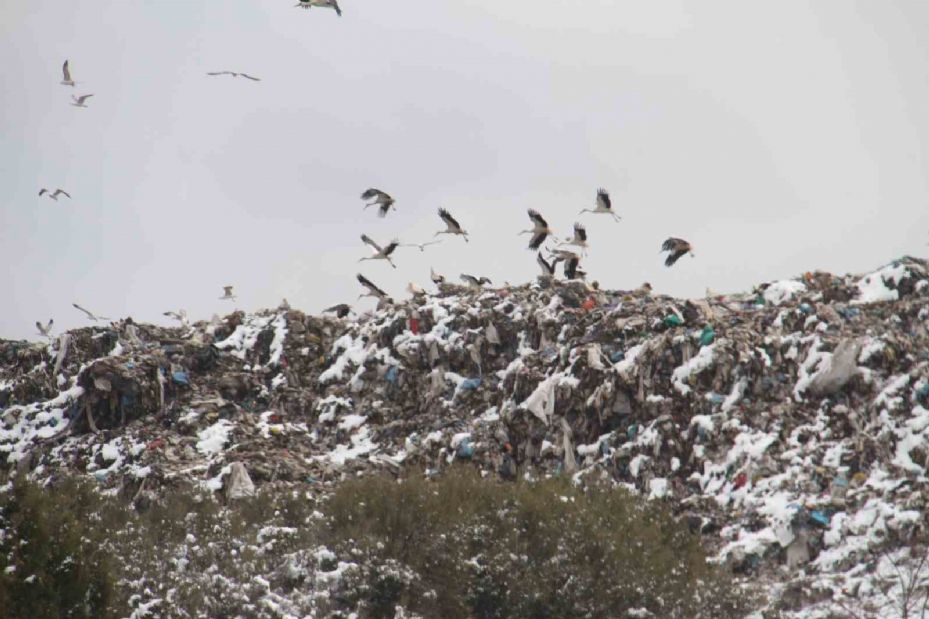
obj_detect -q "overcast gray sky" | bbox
[2,1,928,340]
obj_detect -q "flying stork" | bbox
[435,208,469,242]
[579,188,620,222]
[295,0,342,15]
[163,309,189,325]
[323,303,352,318]
[357,274,390,302]
[361,188,395,217]
[72,303,109,322]
[430,267,445,286]
[206,71,260,81]
[219,286,237,300]
[61,60,77,87]
[39,188,71,201]
[564,254,585,280]
[519,209,557,250]
[536,252,561,277]
[558,223,589,254]
[359,234,399,268]
[36,319,54,337]
[460,274,491,290]
[660,238,694,267]
[70,94,94,108]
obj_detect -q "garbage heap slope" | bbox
[1,256,928,616]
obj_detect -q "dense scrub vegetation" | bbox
[0,469,749,618]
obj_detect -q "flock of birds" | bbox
[341,185,695,314]
[33,4,696,339]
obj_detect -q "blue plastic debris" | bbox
[456,438,474,459]
[125,362,135,369]
[916,383,929,402]
[610,350,625,363]
[809,510,831,527]
[627,424,639,441]
[459,377,482,390]
[707,392,725,405]
[799,303,814,314]
[93,470,110,483]
[172,371,189,386]
[385,366,399,384]
[599,440,610,457]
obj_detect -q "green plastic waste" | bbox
[663,314,683,327]
[700,325,715,346]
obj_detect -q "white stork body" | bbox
[430,267,445,286]
[207,71,260,81]
[579,188,621,222]
[39,188,71,201]
[359,234,399,268]
[219,286,237,300]
[295,0,342,15]
[406,282,426,297]
[61,60,76,86]
[519,209,557,250]
[558,223,589,254]
[436,208,469,242]
[71,94,93,108]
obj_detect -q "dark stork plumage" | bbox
[660,237,694,267]
[361,188,395,217]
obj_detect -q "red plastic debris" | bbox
[146,438,164,451]
[409,317,419,335]
[733,472,748,490]
[581,298,597,311]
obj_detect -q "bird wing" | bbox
[241,73,260,81]
[361,188,385,200]
[596,188,611,211]
[438,208,461,231]
[62,60,71,81]
[223,286,234,295]
[665,249,687,267]
[55,189,71,198]
[39,189,47,196]
[565,256,580,279]
[361,234,383,253]
[460,274,477,285]
[661,237,686,252]
[332,0,342,15]
[528,231,548,250]
[77,94,93,103]
[324,303,347,313]
[528,208,548,228]
[357,274,387,296]
[536,252,553,275]
[378,202,393,218]
[382,241,400,256]
[36,321,45,334]
[574,223,587,242]
[72,303,94,319]
[206,72,228,76]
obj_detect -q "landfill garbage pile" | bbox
[1,256,929,617]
